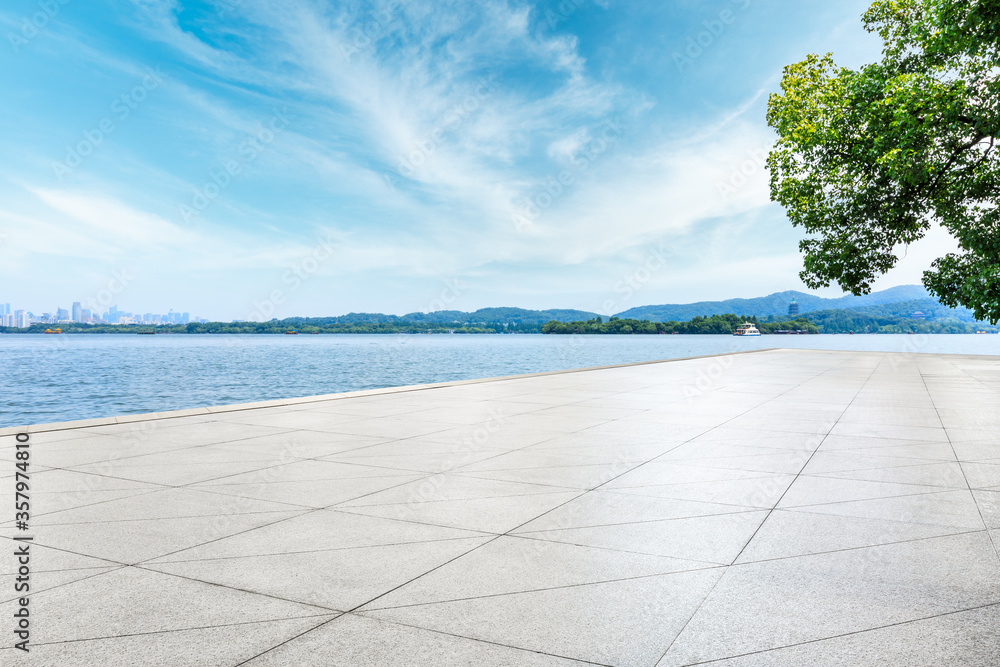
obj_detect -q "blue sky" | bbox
[0,0,952,320]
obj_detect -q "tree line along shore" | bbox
[3,311,996,335]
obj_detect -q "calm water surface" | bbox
[2,333,999,427]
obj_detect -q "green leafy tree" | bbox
[767,0,1000,322]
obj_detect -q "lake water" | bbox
[2,333,999,427]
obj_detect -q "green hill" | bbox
[791,299,998,333]
[313,307,602,326]
[616,285,930,321]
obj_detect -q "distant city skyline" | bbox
[0,299,206,327]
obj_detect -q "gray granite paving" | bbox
[3,349,1000,666]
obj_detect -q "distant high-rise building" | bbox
[72,301,82,322]
[14,310,29,328]
[181,312,190,324]
[788,299,799,317]
[108,305,119,324]
[56,307,70,321]
[1,303,9,316]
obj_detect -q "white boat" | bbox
[733,322,761,337]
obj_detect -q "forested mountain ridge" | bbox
[616,285,931,321]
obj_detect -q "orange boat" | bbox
[44,328,62,334]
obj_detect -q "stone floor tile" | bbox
[513,510,769,564]
[145,536,491,610]
[242,613,589,666]
[660,532,1000,665]
[0,566,331,644]
[363,568,725,667]
[695,604,1000,667]
[0,617,338,667]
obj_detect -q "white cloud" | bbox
[547,128,592,162]
[6,184,349,273]
[29,187,201,249]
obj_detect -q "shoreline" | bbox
[2,330,999,336]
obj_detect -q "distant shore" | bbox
[2,311,997,336]
[3,330,997,336]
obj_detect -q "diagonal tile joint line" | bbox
[653,352,887,666]
[682,601,1000,666]
[918,358,1000,561]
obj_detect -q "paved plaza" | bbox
[2,348,1000,666]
